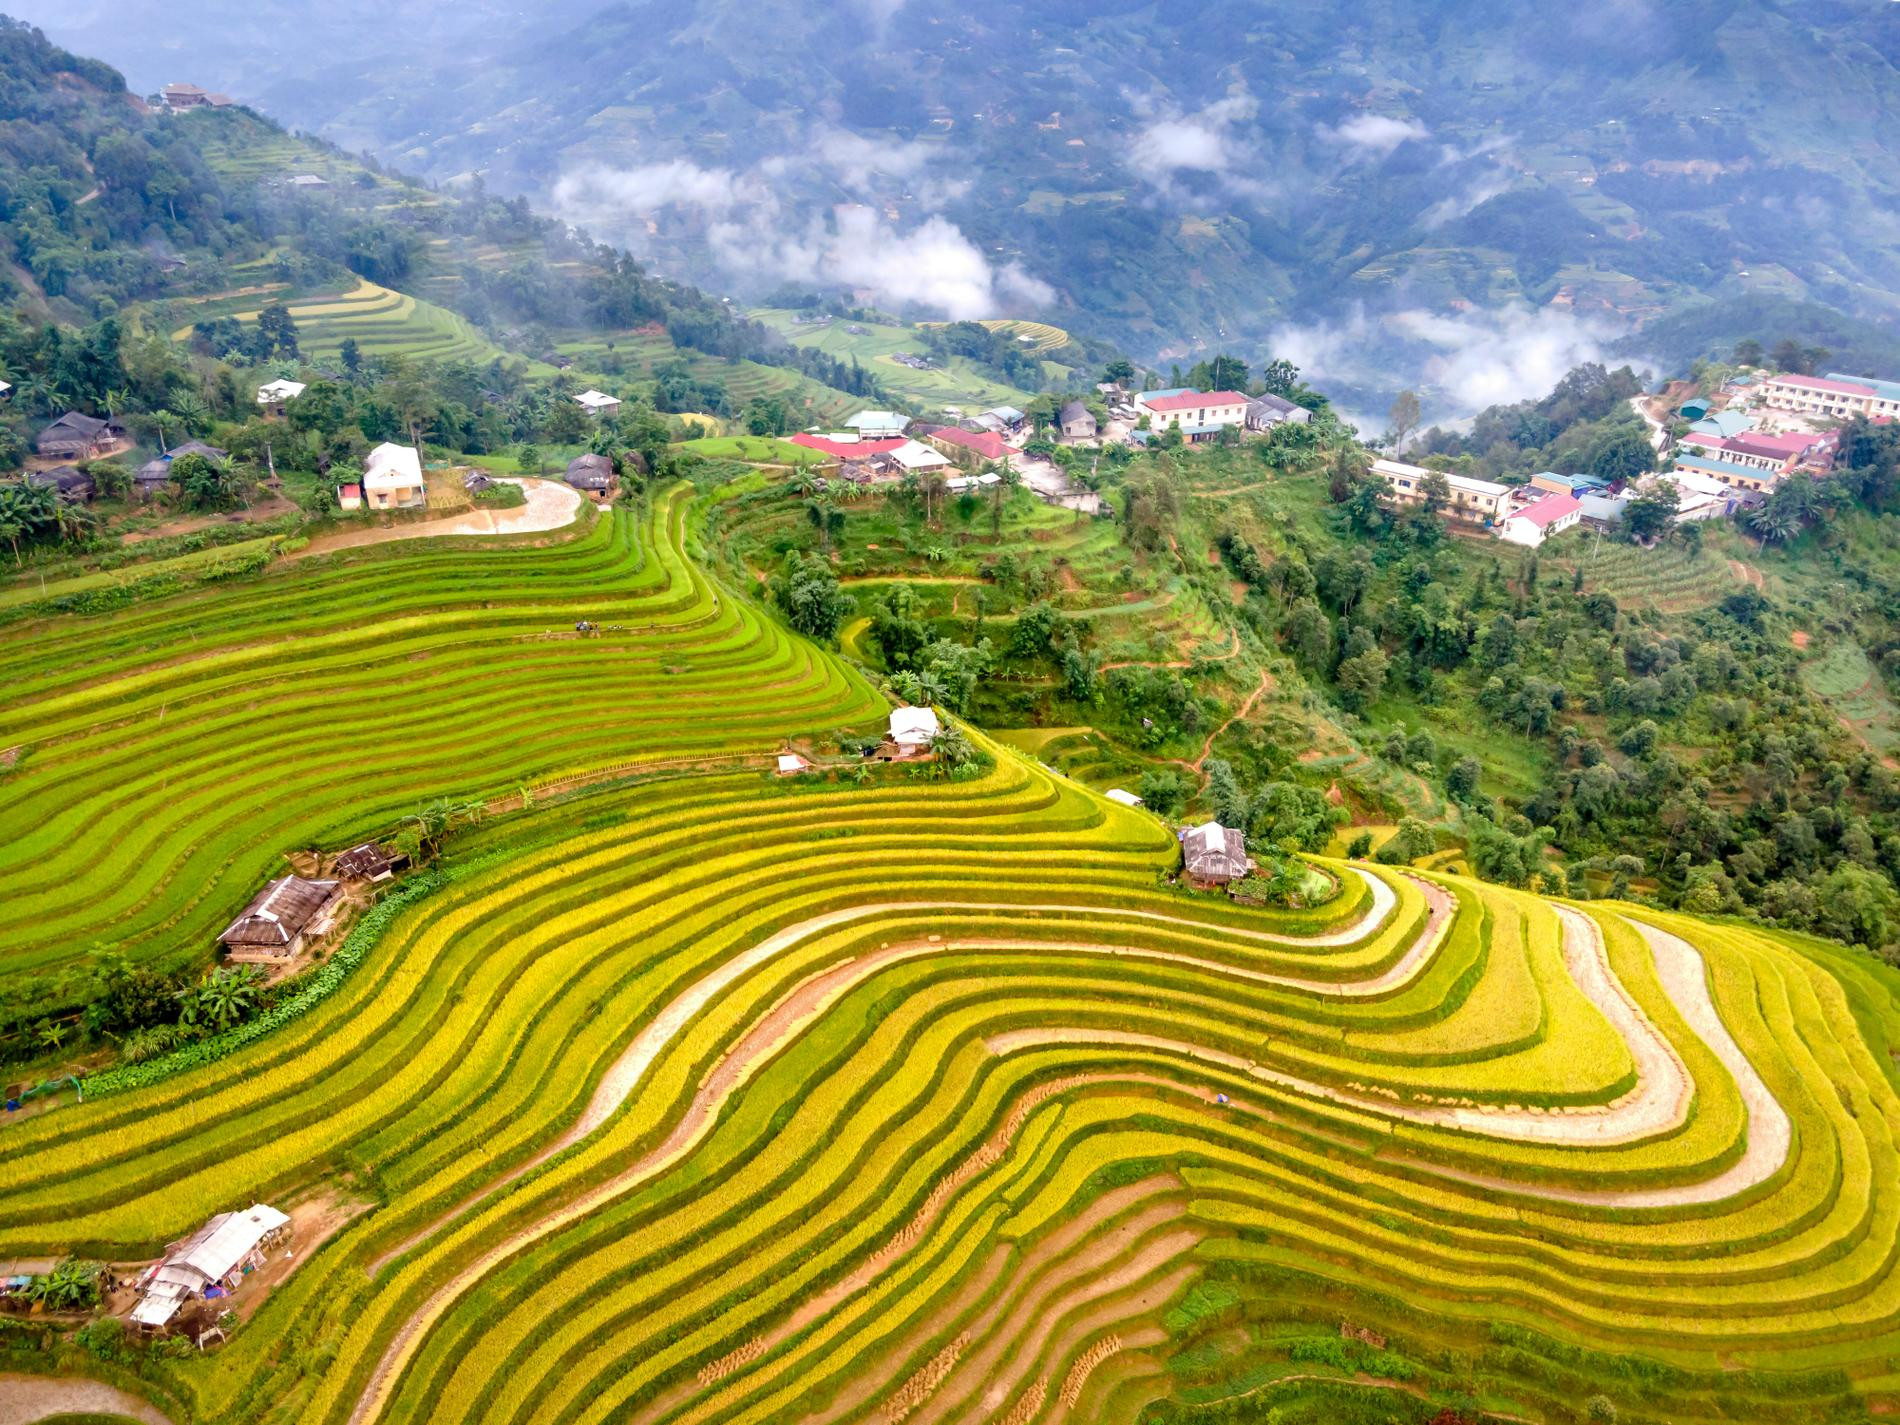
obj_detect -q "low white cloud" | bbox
[1420,171,1512,228]
[550,127,1050,317]
[712,206,1052,318]
[1127,94,1270,204]
[1393,306,1621,412]
[1323,113,1430,157]
[1269,302,1626,424]
[552,160,754,218]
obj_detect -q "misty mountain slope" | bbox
[14,0,1900,416]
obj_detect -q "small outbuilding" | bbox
[25,465,95,502]
[1104,788,1143,808]
[337,483,363,512]
[776,752,812,776]
[1059,399,1098,442]
[132,1204,291,1331]
[333,842,405,882]
[564,452,616,499]
[575,389,622,418]
[1245,393,1311,430]
[257,379,306,414]
[1178,820,1254,887]
[136,458,175,500]
[218,876,339,961]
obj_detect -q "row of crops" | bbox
[5,719,1900,1420]
[168,278,506,366]
[8,478,1900,1423]
[0,486,885,989]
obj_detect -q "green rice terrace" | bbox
[5,476,1900,1425]
[165,278,514,368]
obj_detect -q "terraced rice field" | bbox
[169,280,509,367]
[0,487,883,993]
[9,483,1900,1424]
[750,310,1041,411]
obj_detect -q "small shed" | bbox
[337,483,363,512]
[776,753,812,776]
[333,842,405,882]
[1178,821,1254,887]
[1059,399,1098,441]
[25,465,95,502]
[1104,788,1143,808]
[565,452,616,499]
[1677,398,1711,421]
[136,458,175,499]
[132,1204,291,1331]
[218,876,339,960]
[575,389,622,418]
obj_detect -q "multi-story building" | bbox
[1133,389,1250,440]
[1371,459,1513,522]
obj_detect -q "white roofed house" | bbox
[886,706,940,757]
[256,378,306,415]
[1178,821,1254,888]
[219,876,339,962]
[575,389,622,418]
[886,439,950,474]
[131,1204,292,1331]
[362,442,426,509]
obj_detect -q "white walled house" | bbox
[575,390,622,418]
[1372,459,1513,523]
[1134,389,1249,439]
[1498,492,1582,547]
[362,442,427,509]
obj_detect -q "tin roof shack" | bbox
[131,1204,291,1331]
[333,843,406,883]
[1178,821,1254,888]
[219,876,339,963]
[565,452,617,499]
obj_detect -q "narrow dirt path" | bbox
[287,479,583,561]
[1726,558,1764,589]
[1194,668,1274,771]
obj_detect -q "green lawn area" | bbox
[748,308,1039,413]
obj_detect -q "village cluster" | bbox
[771,384,1311,514]
[1366,365,1890,549]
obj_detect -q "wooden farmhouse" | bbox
[218,876,339,961]
[1178,821,1254,888]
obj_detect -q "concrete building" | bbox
[1499,492,1583,547]
[1372,459,1512,523]
[362,442,427,509]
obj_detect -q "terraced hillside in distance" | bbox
[750,309,1043,413]
[4,725,1900,1424]
[167,277,514,367]
[0,485,883,1009]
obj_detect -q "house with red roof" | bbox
[1498,492,1582,548]
[927,426,1010,468]
[788,432,907,461]
[1133,389,1249,440]
[1679,428,1831,477]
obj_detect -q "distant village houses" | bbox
[157,82,236,112]
[928,426,1010,469]
[1245,392,1311,431]
[1058,399,1098,442]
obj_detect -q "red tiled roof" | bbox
[1143,389,1249,413]
[1774,373,1874,397]
[1510,492,1580,528]
[1724,431,1817,460]
[788,433,906,459]
[931,427,1009,460]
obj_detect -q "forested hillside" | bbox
[17,0,1900,414]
